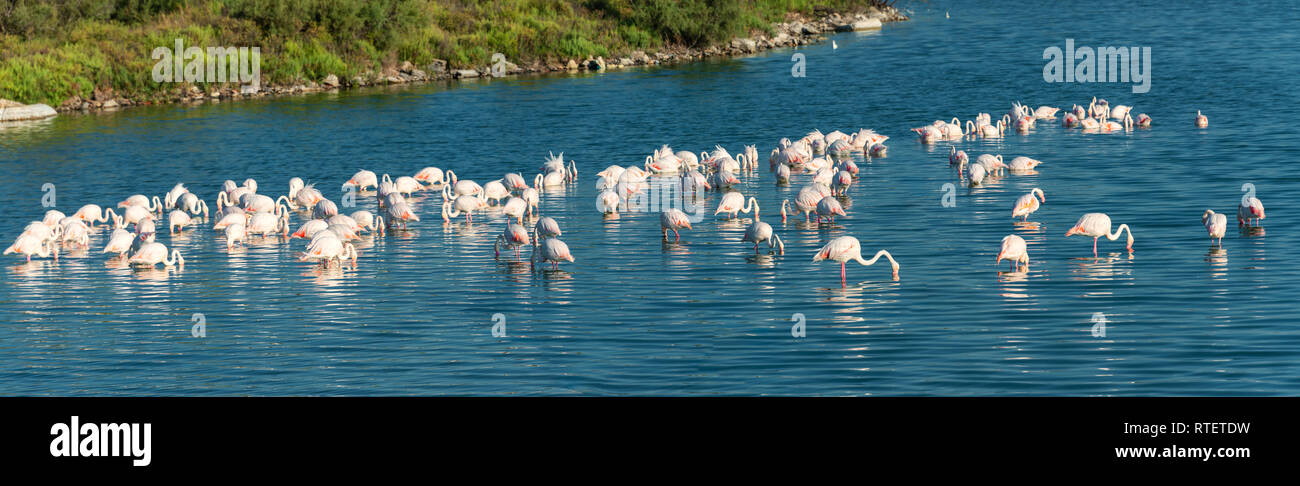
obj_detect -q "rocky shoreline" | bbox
[49,7,906,115]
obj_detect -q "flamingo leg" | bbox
[840,261,847,287]
[1093,237,1099,257]
[673,229,681,242]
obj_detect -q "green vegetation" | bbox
[1,0,880,106]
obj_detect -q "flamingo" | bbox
[530,231,574,270]
[128,242,184,267]
[1109,104,1132,120]
[22,221,61,243]
[1134,113,1152,127]
[414,167,449,186]
[294,184,324,209]
[1065,213,1134,256]
[503,173,529,192]
[812,236,899,287]
[118,194,162,213]
[1011,188,1046,221]
[715,191,754,220]
[291,219,329,239]
[1032,106,1060,119]
[1098,114,1132,132]
[781,185,823,222]
[346,170,378,191]
[774,163,791,184]
[224,223,247,250]
[968,163,987,186]
[1008,156,1043,172]
[660,209,692,241]
[949,147,969,167]
[493,222,531,261]
[996,234,1029,272]
[831,170,853,196]
[288,177,305,202]
[168,210,195,234]
[102,228,135,257]
[350,210,385,236]
[976,154,1006,176]
[442,193,487,223]
[6,234,59,262]
[312,199,339,219]
[596,189,621,217]
[393,176,425,197]
[1195,110,1208,128]
[741,197,783,254]
[536,216,562,239]
[58,221,87,247]
[74,204,118,226]
[1202,210,1227,246]
[300,234,357,267]
[212,210,248,231]
[385,202,420,229]
[178,193,209,219]
[482,180,510,204]
[1238,196,1265,226]
[814,196,846,223]
[453,178,484,197]
[502,197,528,224]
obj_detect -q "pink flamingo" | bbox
[1065,213,1134,256]
[660,209,692,241]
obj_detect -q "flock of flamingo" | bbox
[3,97,1263,286]
[916,99,1260,273]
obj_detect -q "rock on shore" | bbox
[0,99,57,122]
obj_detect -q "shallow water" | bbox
[2,0,1298,395]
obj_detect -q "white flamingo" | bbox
[1202,210,1227,246]
[102,229,135,257]
[741,198,783,254]
[996,234,1029,272]
[128,242,184,267]
[812,236,899,287]
[1011,188,1045,221]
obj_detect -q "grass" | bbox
[0,0,886,106]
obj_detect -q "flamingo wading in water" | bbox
[1202,209,1227,246]
[812,236,899,287]
[1065,213,1134,257]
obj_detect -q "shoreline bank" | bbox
[13,6,905,119]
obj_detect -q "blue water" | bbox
[2,0,1298,395]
